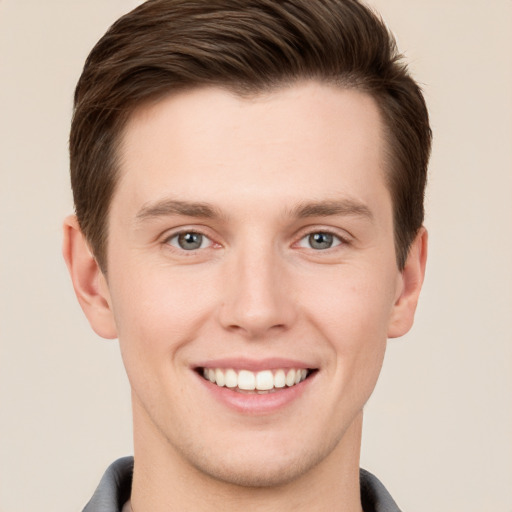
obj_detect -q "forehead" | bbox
[114,82,389,218]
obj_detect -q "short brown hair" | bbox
[70,0,431,271]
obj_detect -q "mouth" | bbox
[196,367,316,394]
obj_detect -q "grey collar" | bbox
[83,457,401,512]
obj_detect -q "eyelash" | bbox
[295,230,348,250]
[163,227,350,255]
[164,230,216,252]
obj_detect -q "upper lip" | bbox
[193,357,317,372]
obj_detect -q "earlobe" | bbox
[387,227,428,339]
[62,215,117,339]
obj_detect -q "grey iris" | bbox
[309,232,333,250]
[178,232,203,250]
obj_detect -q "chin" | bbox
[191,452,319,488]
[178,430,342,489]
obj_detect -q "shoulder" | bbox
[360,468,402,512]
[82,457,134,512]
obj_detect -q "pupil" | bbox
[178,232,202,250]
[309,232,333,250]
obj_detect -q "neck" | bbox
[130,401,364,512]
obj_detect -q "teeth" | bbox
[238,370,256,390]
[225,369,238,388]
[215,368,225,387]
[201,367,310,392]
[256,370,274,390]
[285,369,296,387]
[274,369,286,388]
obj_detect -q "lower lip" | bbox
[195,371,315,415]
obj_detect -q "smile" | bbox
[200,367,312,394]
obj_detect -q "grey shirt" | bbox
[82,456,402,512]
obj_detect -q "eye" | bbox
[297,232,343,250]
[166,231,211,251]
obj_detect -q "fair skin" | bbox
[63,82,427,512]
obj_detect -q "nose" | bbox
[217,243,297,339]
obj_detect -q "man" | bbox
[63,1,431,511]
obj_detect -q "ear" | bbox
[387,227,428,338]
[62,215,117,339]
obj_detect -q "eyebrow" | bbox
[289,199,374,220]
[135,197,373,223]
[135,199,223,222]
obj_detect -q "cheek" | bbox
[302,266,396,385]
[110,273,213,412]
[306,266,396,339]
[109,266,217,362]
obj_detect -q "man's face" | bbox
[101,82,413,486]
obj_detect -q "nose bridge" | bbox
[218,234,295,338]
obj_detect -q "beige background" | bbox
[1,1,511,511]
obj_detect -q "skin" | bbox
[63,82,427,512]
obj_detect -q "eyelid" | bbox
[167,232,212,250]
[161,226,220,251]
[293,226,352,247]
[296,233,343,250]
[159,224,351,253]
